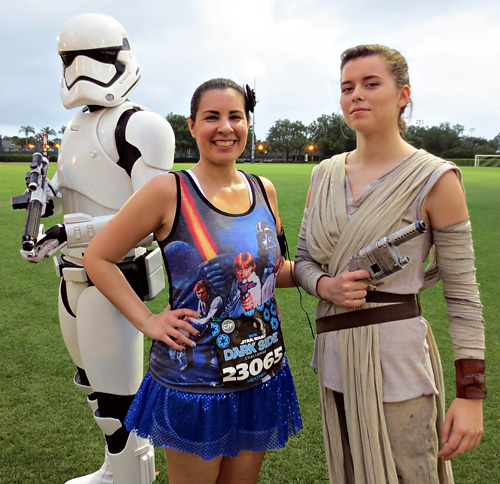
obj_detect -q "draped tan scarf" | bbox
[306,151,454,484]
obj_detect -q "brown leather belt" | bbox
[315,292,421,334]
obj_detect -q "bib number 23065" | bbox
[213,298,285,388]
[223,345,283,383]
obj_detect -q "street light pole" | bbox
[308,144,315,163]
[257,144,264,162]
[251,76,256,164]
[43,132,48,156]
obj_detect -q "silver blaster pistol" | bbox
[348,221,427,282]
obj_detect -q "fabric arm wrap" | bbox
[432,219,486,398]
[455,359,487,399]
[294,206,328,298]
[432,220,485,359]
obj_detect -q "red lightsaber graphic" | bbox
[178,176,218,261]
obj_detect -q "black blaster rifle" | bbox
[11,152,54,252]
[348,221,427,282]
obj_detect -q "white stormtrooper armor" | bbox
[58,13,141,110]
[23,14,175,484]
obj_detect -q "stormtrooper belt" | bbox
[54,248,164,302]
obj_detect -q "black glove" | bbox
[20,224,67,263]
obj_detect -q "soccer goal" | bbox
[474,154,500,167]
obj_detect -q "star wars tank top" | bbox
[150,170,286,393]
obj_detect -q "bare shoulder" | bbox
[257,175,277,199]
[424,169,468,228]
[140,172,177,200]
[125,173,178,227]
[425,169,463,204]
[255,175,280,225]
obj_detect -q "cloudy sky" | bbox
[1,0,499,143]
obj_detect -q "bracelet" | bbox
[455,359,487,399]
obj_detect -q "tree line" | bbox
[167,112,499,161]
[1,125,65,152]
[3,115,499,161]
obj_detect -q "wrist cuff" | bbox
[455,358,487,399]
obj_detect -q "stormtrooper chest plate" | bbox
[57,105,134,212]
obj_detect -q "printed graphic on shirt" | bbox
[214,298,284,387]
[152,172,285,390]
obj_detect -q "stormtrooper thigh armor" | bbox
[59,283,143,395]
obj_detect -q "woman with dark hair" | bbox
[84,78,302,483]
[295,45,485,484]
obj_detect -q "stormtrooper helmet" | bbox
[58,13,141,109]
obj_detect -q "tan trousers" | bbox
[328,391,445,484]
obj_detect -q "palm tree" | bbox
[19,125,35,150]
[39,127,58,151]
[40,127,57,139]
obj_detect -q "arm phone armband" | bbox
[277,226,288,259]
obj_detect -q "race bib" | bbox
[213,298,285,388]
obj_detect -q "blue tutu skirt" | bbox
[124,362,302,461]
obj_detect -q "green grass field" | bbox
[1,162,498,483]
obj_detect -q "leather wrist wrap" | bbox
[455,358,487,399]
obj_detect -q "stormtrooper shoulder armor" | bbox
[126,110,175,171]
